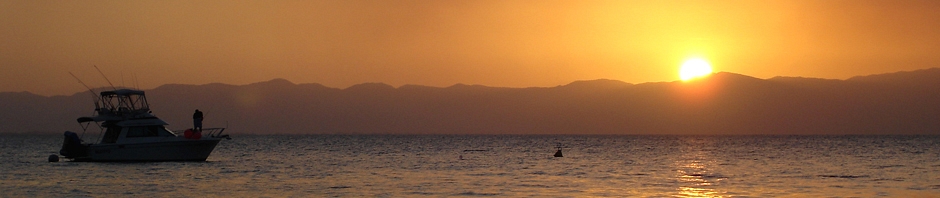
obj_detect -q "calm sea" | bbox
[2,134,939,197]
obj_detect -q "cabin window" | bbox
[101,126,122,143]
[126,126,160,138]
[160,127,177,136]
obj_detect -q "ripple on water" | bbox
[3,135,940,197]
[816,174,870,179]
[453,191,500,196]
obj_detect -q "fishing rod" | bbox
[68,72,99,104]
[94,65,117,90]
[68,72,103,141]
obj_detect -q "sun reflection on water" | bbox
[674,138,726,198]
[678,186,723,198]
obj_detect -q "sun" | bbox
[679,58,713,81]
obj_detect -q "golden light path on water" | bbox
[675,137,725,198]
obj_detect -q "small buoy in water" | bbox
[48,154,59,162]
[554,149,563,157]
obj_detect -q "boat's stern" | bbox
[59,131,89,159]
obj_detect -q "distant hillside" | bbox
[2,68,939,135]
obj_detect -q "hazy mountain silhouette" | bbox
[2,68,939,135]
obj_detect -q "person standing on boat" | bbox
[193,109,204,132]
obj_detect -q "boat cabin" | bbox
[76,89,181,144]
[99,118,178,144]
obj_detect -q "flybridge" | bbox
[77,88,153,123]
[97,89,150,116]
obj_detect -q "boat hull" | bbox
[74,139,221,162]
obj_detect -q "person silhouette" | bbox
[193,109,204,132]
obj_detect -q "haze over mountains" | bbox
[2,68,939,135]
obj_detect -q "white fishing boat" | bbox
[59,89,229,162]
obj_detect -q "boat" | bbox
[58,89,230,162]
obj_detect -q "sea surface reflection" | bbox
[2,134,939,197]
[675,137,723,197]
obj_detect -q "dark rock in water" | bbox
[48,155,59,162]
[554,149,563,157]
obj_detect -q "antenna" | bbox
[94,65,117,90]
[133,73,140,90]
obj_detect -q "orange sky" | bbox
[3,0,939,96]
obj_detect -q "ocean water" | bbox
[2,134,939,197]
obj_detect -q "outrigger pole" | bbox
[68,72,101,141]
[94,65,117,90]
[68,72,98,105]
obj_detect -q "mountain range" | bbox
[2,68,939,135]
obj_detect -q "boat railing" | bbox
[202,128,227,138]
[172,128,228,139]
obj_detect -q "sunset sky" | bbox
[3,0,939,96]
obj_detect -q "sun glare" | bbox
[679,58,713,81]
